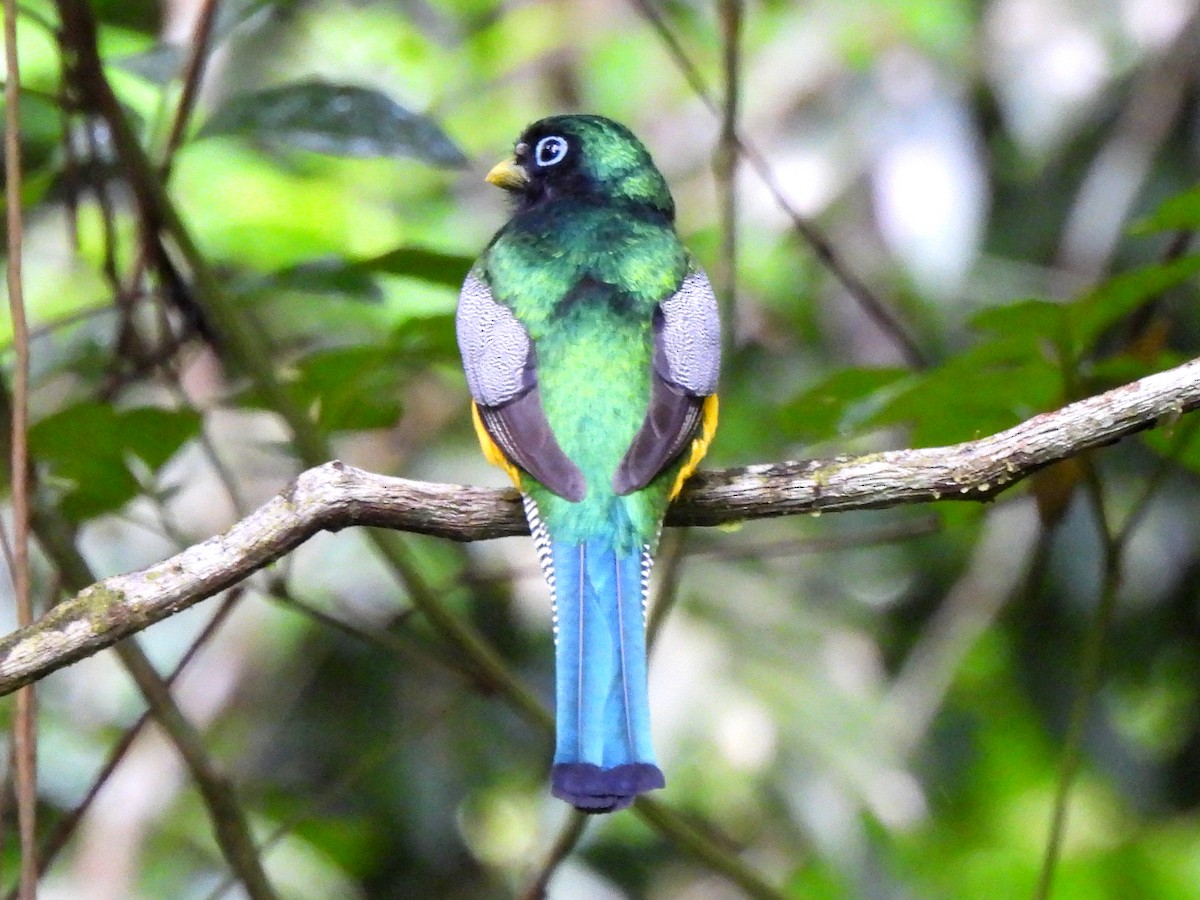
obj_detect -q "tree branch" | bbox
[1,357,1198,696]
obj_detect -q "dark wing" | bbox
[613,269,722,495]
[457,273,585,501]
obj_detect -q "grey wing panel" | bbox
[458,272,586,501]
[612,269,721,495]
[456,272,533,407]
[659,268,721,396]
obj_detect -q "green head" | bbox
[486,115,674,219]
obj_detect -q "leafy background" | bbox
[3,0,1200,897]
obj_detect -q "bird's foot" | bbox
[551,762,665,813]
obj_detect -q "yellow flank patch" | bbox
[669,394,719,499]
[471,401,523,490]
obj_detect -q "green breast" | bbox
[484,200,688,551]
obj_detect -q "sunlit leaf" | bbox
[113,1,288,85]
[198,81,469,167]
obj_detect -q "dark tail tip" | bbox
[551,762,665,814]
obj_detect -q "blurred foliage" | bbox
[2,0,1200,898]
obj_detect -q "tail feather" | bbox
[546,536,663,812]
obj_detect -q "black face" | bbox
[512,125,588,210]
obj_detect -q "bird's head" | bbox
[486,115,674,219]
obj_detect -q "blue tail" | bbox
[548,537,664,812]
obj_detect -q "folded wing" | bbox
[457,272,586,501]
[613,269,722,495]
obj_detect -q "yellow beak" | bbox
[485,157,528,191]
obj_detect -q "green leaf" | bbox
[1141,393,1200,476]
[1086,350,1189,390]
[1068,255,1200,353]
[388,313,459,363]
[28,404,200,522]
[198,81,469,167]
[92,0,161,32]
[1135,185,1200,233]
[255,258,385,303]
[112,44,184,85]
[0,167,56,224]
[779,367,910,442]
[245,247,472,304]
[357,247,474,288]
[969,298,1067,346]
[113,1,289,85]
[29,405,136,522]
[120,407,203,470]
[292,346,406,432]
[869,341,1061,447]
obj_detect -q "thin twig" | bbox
[1033,344,1199,894]
[520,812,588,900]
[635,798,787,900]
[159,0,220,174]
[202,694,467,900]
[46,5,283,893]
[10,591,243,897]
[1115,418,1198,547]
[40,517,275,898]
[626,0,927,367]
[1033,464,1122,899]
[113,641,278,900]
[3,1,37,893]
[714,0,741,339]
[1056,9,1199,279]
[267,587,471,705]
[106,0,222,366]
[884,502,1041,760]
[55,0,542,726]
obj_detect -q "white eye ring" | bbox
[534,135,569,167]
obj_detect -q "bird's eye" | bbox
[534,135,569,168]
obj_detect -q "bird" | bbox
[456,115,721,813]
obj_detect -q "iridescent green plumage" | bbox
[487,216,686,547]
[457,115,720,812]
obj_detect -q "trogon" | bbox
[456,115,721,813]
